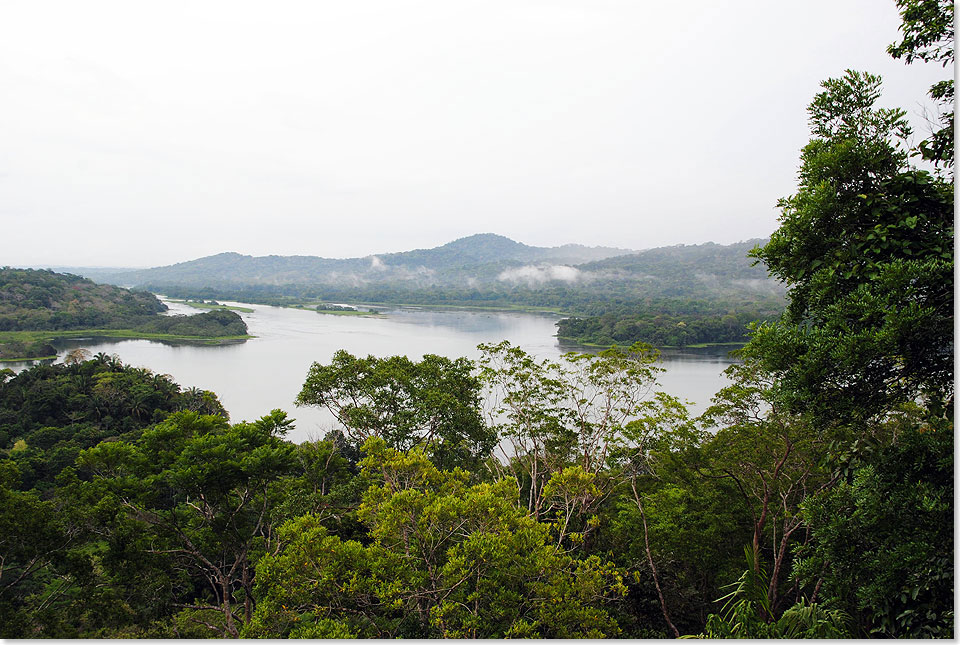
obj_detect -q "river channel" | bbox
[10,301,739,443]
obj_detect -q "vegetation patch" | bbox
[168,298,255,313]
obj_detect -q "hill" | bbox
[88,233,635,291]
[0,268,165,331]
[78,234,783,313]
[0,269,249,360]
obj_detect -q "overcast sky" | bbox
[0,0,948,267]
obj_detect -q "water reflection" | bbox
[7,302,739,442]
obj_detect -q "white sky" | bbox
[0,0,949,267]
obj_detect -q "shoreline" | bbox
[556,336,747,350]
[0,329,253,362]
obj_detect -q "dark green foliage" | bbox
[0,268,165,331]
[1,5,954,637]
[0,358,226,490]
[0,340,56,360]
[0,269,248,359]
[297,350,496,472]
[695,548,851,638]
[557,301,781,347]
[76,410,299,637]
[749,70,953,423]
[135,309,247,337]
[887,0,954,169]
[794,414,953,637]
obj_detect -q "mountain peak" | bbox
[442,233,527,249]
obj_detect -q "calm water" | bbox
[9,301,738,443]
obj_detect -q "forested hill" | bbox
[0,269,249,359]
[79,234,784,312]
[579,239,772,281]
[0,268,166,330]
[86,233,635,290]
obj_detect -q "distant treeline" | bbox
[154,282,785,316]
[556,301,783,347]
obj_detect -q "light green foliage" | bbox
[296,350,495,471]
[478,340,664,520]
[247,438,626,638]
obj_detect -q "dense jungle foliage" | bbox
[0,0,952,638]
[0,269,249,360]
[555,299,783,347]
[0,269,165,331]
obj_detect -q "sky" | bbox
[0,0,949,268]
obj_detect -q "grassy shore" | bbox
[167,299,255,313]
[0,329,252,362]
[285,304,384,317]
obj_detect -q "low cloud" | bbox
[498,264,581,286]
[369,256,386,270]
[731,278,784,294]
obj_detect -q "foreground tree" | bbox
[296,351,495,471]
[793,408,953,637]
[887,0,954,171]
[246,438,627,638]
[749,69,953,424]
[77,410,297,637]
[477,340,663,522]
[712,4,954,636]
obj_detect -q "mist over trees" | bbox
[0,0,952,638]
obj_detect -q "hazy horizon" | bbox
[2,1,948,267]
[18,231,777,271]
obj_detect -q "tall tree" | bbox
[749,69,953,423]
[887,0,954,171]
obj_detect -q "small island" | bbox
[0,268,252,361]
[168,298,255,313]
[313,303,381,316]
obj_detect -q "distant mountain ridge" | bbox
[75,233,783,312]
[86,234,638,289]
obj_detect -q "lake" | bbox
[9,301,739,443]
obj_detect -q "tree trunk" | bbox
[632,483,680,638]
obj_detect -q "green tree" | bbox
[0,462,70,637]
[77,410,297,637]
[887,0,954,170]
[749,69,953,423]
[296,351,495,471]
[792,410,953,637]
[478,341,663,522]
[246,438,627,638]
